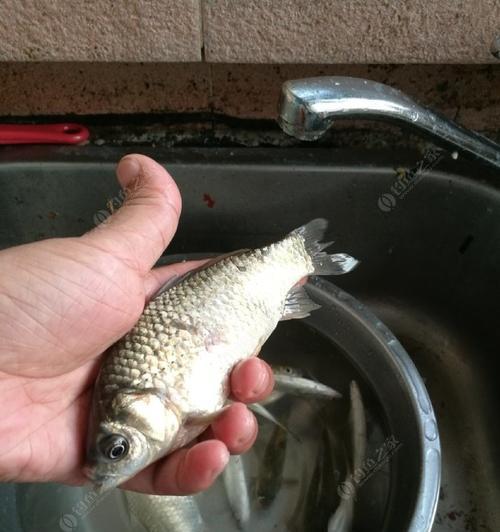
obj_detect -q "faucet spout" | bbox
[278,77,500,171]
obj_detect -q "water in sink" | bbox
[14,320,392,532]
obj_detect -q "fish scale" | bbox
[85,219,358,491]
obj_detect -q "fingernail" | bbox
[118,156,141,186]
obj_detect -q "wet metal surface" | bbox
[279,77,500,170]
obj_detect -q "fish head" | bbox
[84,421,152,492]
[85,390,181,492]
[272,365,303,378]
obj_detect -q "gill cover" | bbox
[111,390,181,443]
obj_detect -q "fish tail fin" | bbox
[291,218,359,275]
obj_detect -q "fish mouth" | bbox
[83,465,125,494]
[88,475,124,495]
[92,480,118,495]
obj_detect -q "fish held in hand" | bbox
[85,219,358,491]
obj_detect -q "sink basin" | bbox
[0,145,498,531]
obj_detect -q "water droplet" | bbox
[416,386,431,415]
[336,291,350,302]
[410,110,419,122]
[424,419,438,441]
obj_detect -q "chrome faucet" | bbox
[278,77,500,171]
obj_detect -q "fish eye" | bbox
[99,434,129,461]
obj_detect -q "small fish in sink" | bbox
[222,455,251,529]
[255,422,290,510]
[125,490,206,532]
[261,365,303,405]
[262,365,341,405]
[85,219,358,492]
[273,373,342,400]
[328,381,367,532]
[123,370,350,532]
[222,367,340,530]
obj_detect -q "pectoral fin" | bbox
[281,284,321,320]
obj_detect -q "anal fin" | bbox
[281,284,321,321]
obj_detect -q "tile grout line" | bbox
[198,0,206,62]
[199,0,214,112]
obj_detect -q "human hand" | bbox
[0,154,274,494]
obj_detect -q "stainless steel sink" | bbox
[0,145,499,531]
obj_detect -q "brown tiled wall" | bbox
[203,0,500,64]
[1,63,499,132]
[0,1,499,63]
[0,1,202,61]
[1,2,499,128]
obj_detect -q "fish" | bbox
[328,381,367,532]
[125,490,205,532]
[349,381,367,473]
[283,398,327,532]
[263,366,341,405]
[327,491,354,532]
[263,365,303,404]
[85,218,358,491]
[255,422,289,508]
[272,365,303,378]
[302,426,336,531]
[248,402,293,436]
[125,377,313,532]
[126,401,279,532]
[222,455,251,529]
[273,374,342,400]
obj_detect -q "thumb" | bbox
[83,154,182,275]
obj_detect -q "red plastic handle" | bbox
[0,123,90,145]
